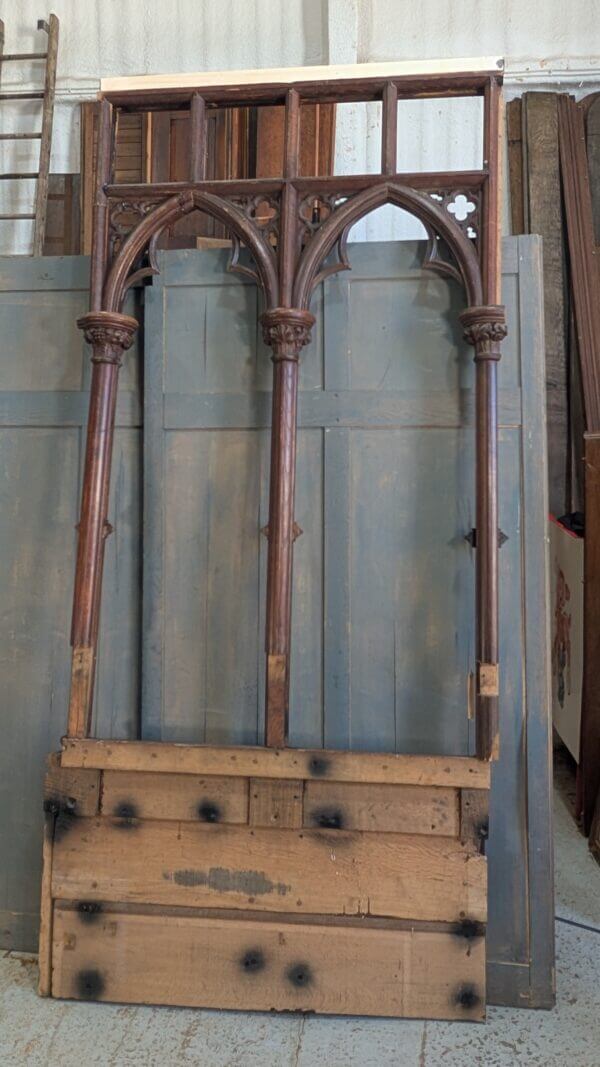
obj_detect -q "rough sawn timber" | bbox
[60,738,491,789]
[51,905,486,1019]
[41,758,489,1018]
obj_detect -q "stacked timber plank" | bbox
[40,742,489,1019]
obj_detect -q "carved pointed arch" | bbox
[292,181,483,311]
[103,190,279,313]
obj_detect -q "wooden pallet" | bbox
[40,741,489,1019]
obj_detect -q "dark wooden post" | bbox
[261,307,315,747]
[460,304,507,760]
[67,310,138,737]
[581,433,600,832]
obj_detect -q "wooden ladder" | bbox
[0,13,59,255]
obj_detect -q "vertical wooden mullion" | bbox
[90,98,114,311]
[189,93,206,181]
[381,82,398,175]
[482,77,502,305]
[283,88,301,181]
[475,77,502,760]
[262,88,305,746]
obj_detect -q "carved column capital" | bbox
[77,310,139,366]
[460,304,507,361]
[260,308,316,362]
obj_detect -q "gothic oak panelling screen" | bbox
[34,61,553,1020]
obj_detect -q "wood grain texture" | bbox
[37,814,55,996]
[304,781,460,836]
[558,95,600,431]
[43,174,81,256]
[51,905,486,1019]
[249,778,303,829]
[523,92,568,515]
[51,818,487,922]
[32,14,59,257]
[61,739,491,789]
[101,57,502,94]
[581,434,600,832]
[44,753,100,818]
[506,99,524,235]
[100,771,249,824]
[80,105,149,254]
[587,94,600,245]
[460,789,489,854]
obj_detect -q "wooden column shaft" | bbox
[67,311,138,738]
[90,99,114,312]
[261,307,315,748]
[266,356,298,655]
[71,359,118,649]
[461,305,507,760]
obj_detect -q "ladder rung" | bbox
[0,213,36,220]
[1,52,48,61]
[0,172,39,180]
[0,91,44,100]
[0,132,41,140]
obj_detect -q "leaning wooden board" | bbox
[41,745,488,1019]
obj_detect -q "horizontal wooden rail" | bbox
[61,738,491,789]
[105,170,487,201]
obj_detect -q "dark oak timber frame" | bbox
[41,61,507,1020]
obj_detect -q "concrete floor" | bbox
[2,768,600,1066]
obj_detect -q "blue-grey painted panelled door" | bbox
[0,256,142,953]
[142,237,552,1008]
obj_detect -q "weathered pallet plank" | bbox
[61,739,491,789]
[304,780,460,836]
[44,753,100,818]
[100,771,249,824]
[249,778,304,829]
[51,905,486,1019]
[37,815,55,997]
[51,818,487,922]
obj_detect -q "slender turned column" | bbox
[460,304,507,761]
[67,310,138,738]
[261,307,315,747]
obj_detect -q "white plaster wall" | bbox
[1,0,600,251]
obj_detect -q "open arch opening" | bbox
[103,191,279,313]
[294,181,483,311]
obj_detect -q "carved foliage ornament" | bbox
[77,311,139,366]
[460,305,507,360]
[260,308,316,361]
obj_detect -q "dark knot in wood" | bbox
[460,304,507,361]
[77,310,139,367]
[260,308,316,362]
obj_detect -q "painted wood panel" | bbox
[0,240,552,1009]
[141,237,551,1007]
[0,257,142,951]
